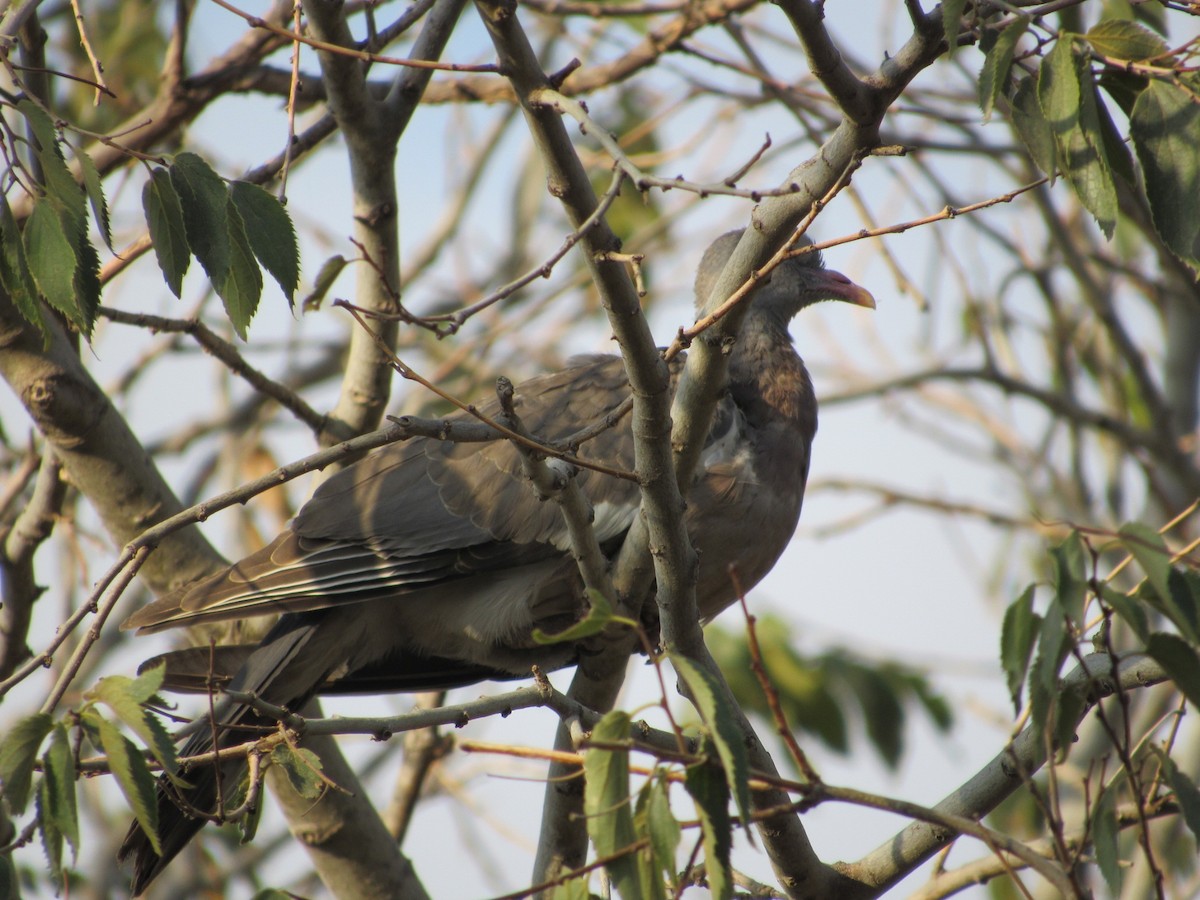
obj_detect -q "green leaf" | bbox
[1051,532,1087,624]
[1146,632,1200,710]
[1092,787,1122,896]
[669,655,752,833]
[72,144,113,250]
[551,877,594,900]
[1130,81,1200,272]
[24,199,80,326]
[535,589,623,643]
[1156,750,1200,848]
[1097,583,1149,643]
[583,711,639,900]
[1029,599,1073,750]
[1119,521,1172,603]
[1039,39,1118,237]
[1001,585,1041,714]
[683,746,732,900]
[0,712,53,813]
[1011,74,1058,177]
[270,744,324,801]
[302,254,348,311]
[170,151,232,283]
[142,168,190,297]
[980,17,1029,120]
[1165,569,1200,643]
[214,197,262,339]
[88,669,178,776]
[41,724,79,857]
[941,0,968,58]
[36,773,64,884]
[229,181,299,305]
[0,192,48,340]
[634,773,679,898]
[72,228,102,336]
[1083,19,1169,61]
[18,100,87,242]
[95,713,161,855]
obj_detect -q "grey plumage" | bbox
[117,230,874,892]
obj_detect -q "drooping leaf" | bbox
[1153,748,1200,849]
[1083,19,1169,61]
[980,16,1029,119]
[73,143,113,250]
[941,0,969,58]
[1010,74,1058,177]
[1001,585,1041,714]
[18,100,88,242]
[92,712,160,855]
[302,254,348,311]
[669,655,752,833]
[1039,39,1118,237]
[41,724,79,857]
[1146,632,1200,710]
[1098,583,1150,643]
[1029,598,1073,750]
[1092,787,1122,896]
[584,710,639,899]
[0,712,53,813]
[142,168,190,297]
[88,668,178,776]
[634,773,679,898]
[72,226,102,336]
[1119,521,1172,604]
[1051,532,1088,625]
[170,151,232,284]
[229,181,299,305]
[1130,80,1200,272]
[36,772,64,883]
[683,745,732,900]
[24,199,80,326]
[0,192,48,339]
[214,197,262,339]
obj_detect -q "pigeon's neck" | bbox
[728,313,817,438]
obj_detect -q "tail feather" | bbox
[118,614,328,894]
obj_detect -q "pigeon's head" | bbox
[694,229,875,323]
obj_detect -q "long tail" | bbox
[117,614,330,895]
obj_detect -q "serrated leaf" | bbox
[1098,583,1149,643]
[1156,751,1200,848]
[270,744,324,801]
[215,197,262,339]
[88,669,178,776]
[302,254,348,311]
[0,192,48,340]
[1084,19,1169,62]
[96,714,160,855]
[1130,81,1200,272]
[1001,585,1040,714]
[0,712,53,813]
[36,774,64,884]
[1119,521,1172,603]
[1052,533,1087,624]
[72,228,101,336]
[669,655,752,833]
[142,168,189,297]
[1039,39,1118,237]
[170,151,232,283]
[534,589,619,643]
[1093,787,1122,895]
[683,746,732,900]
[24,199,80,325]
[1029,599,1072,750]
[1146,632,1200,710]
[584,710,639,900]
[41,724,79,857]
[941,0,968,58]
[73,144,113,250]
[18,100,87,242]
[634,773,679,898]
[980,17,1029,119]
[1011,74,1058,177]
[229,181,299,305]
